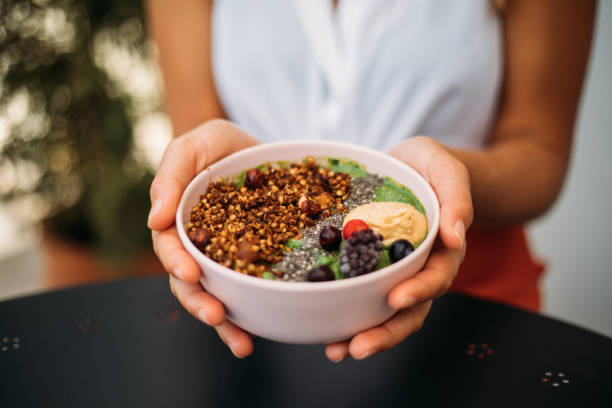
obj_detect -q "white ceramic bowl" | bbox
[176,141,440,344]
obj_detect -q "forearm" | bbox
[145,0,224,137]
[451,134,569,225]
[451,0,594,225]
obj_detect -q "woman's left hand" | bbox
[325,136,473,362]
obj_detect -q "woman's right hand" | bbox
[147,119,259,358]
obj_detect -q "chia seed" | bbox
[276,174,383,281]
[343,175,384,211]
[276,246,324,282]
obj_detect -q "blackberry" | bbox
[339,229,384,278]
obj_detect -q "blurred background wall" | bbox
[1,1,611,337]
[0,0,169,293]
[529,0,612,337]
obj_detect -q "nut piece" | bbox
[298,196,321,217]
[189,227,211,249]
[245,168,265,189]
[313,192,332,209]
[236,239,261,262]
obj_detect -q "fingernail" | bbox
[197,309,209,325]
[330,355,344,363]
[148,199,162,223]
[454,220,465,248]
[229,344,244,359]
[394,295,416,309]
[355,349,378,360]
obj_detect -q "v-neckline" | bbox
[292,0,346,96]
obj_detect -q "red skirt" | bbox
[450,224,544,312]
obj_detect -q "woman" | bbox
[146,0,594,361]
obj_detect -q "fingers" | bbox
[320,137,471,363]
[153,226,202,283]
[389,136,473,251]
[169,276,225,326]
[430,157,472,251]
[152,121,258,359]
[214,320,255,358]
[327,232,466,362]
[326,300,436,361]
[348,301,432,359]
[325,341,350,362]
[169,277,253,358]
[387,244,466,310]
[148,119,259,231]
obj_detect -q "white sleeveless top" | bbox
[212,0,502,151]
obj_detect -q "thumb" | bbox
[389,136,473,250]
[148,120,259,231]
[430,155,473,251]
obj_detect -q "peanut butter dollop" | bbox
[343,202,427,246]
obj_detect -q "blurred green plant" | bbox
[0,0,160,262]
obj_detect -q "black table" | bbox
[1,277,611,407]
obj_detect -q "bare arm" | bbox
[452,0,595,224]
[146,0,224,136]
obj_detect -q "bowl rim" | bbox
[176,140,440,293]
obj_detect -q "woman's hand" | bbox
[325,136,473,362]
[148,119,259,358]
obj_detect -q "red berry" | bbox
[342,219,369,240]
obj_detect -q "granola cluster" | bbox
[187,157,351,276]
